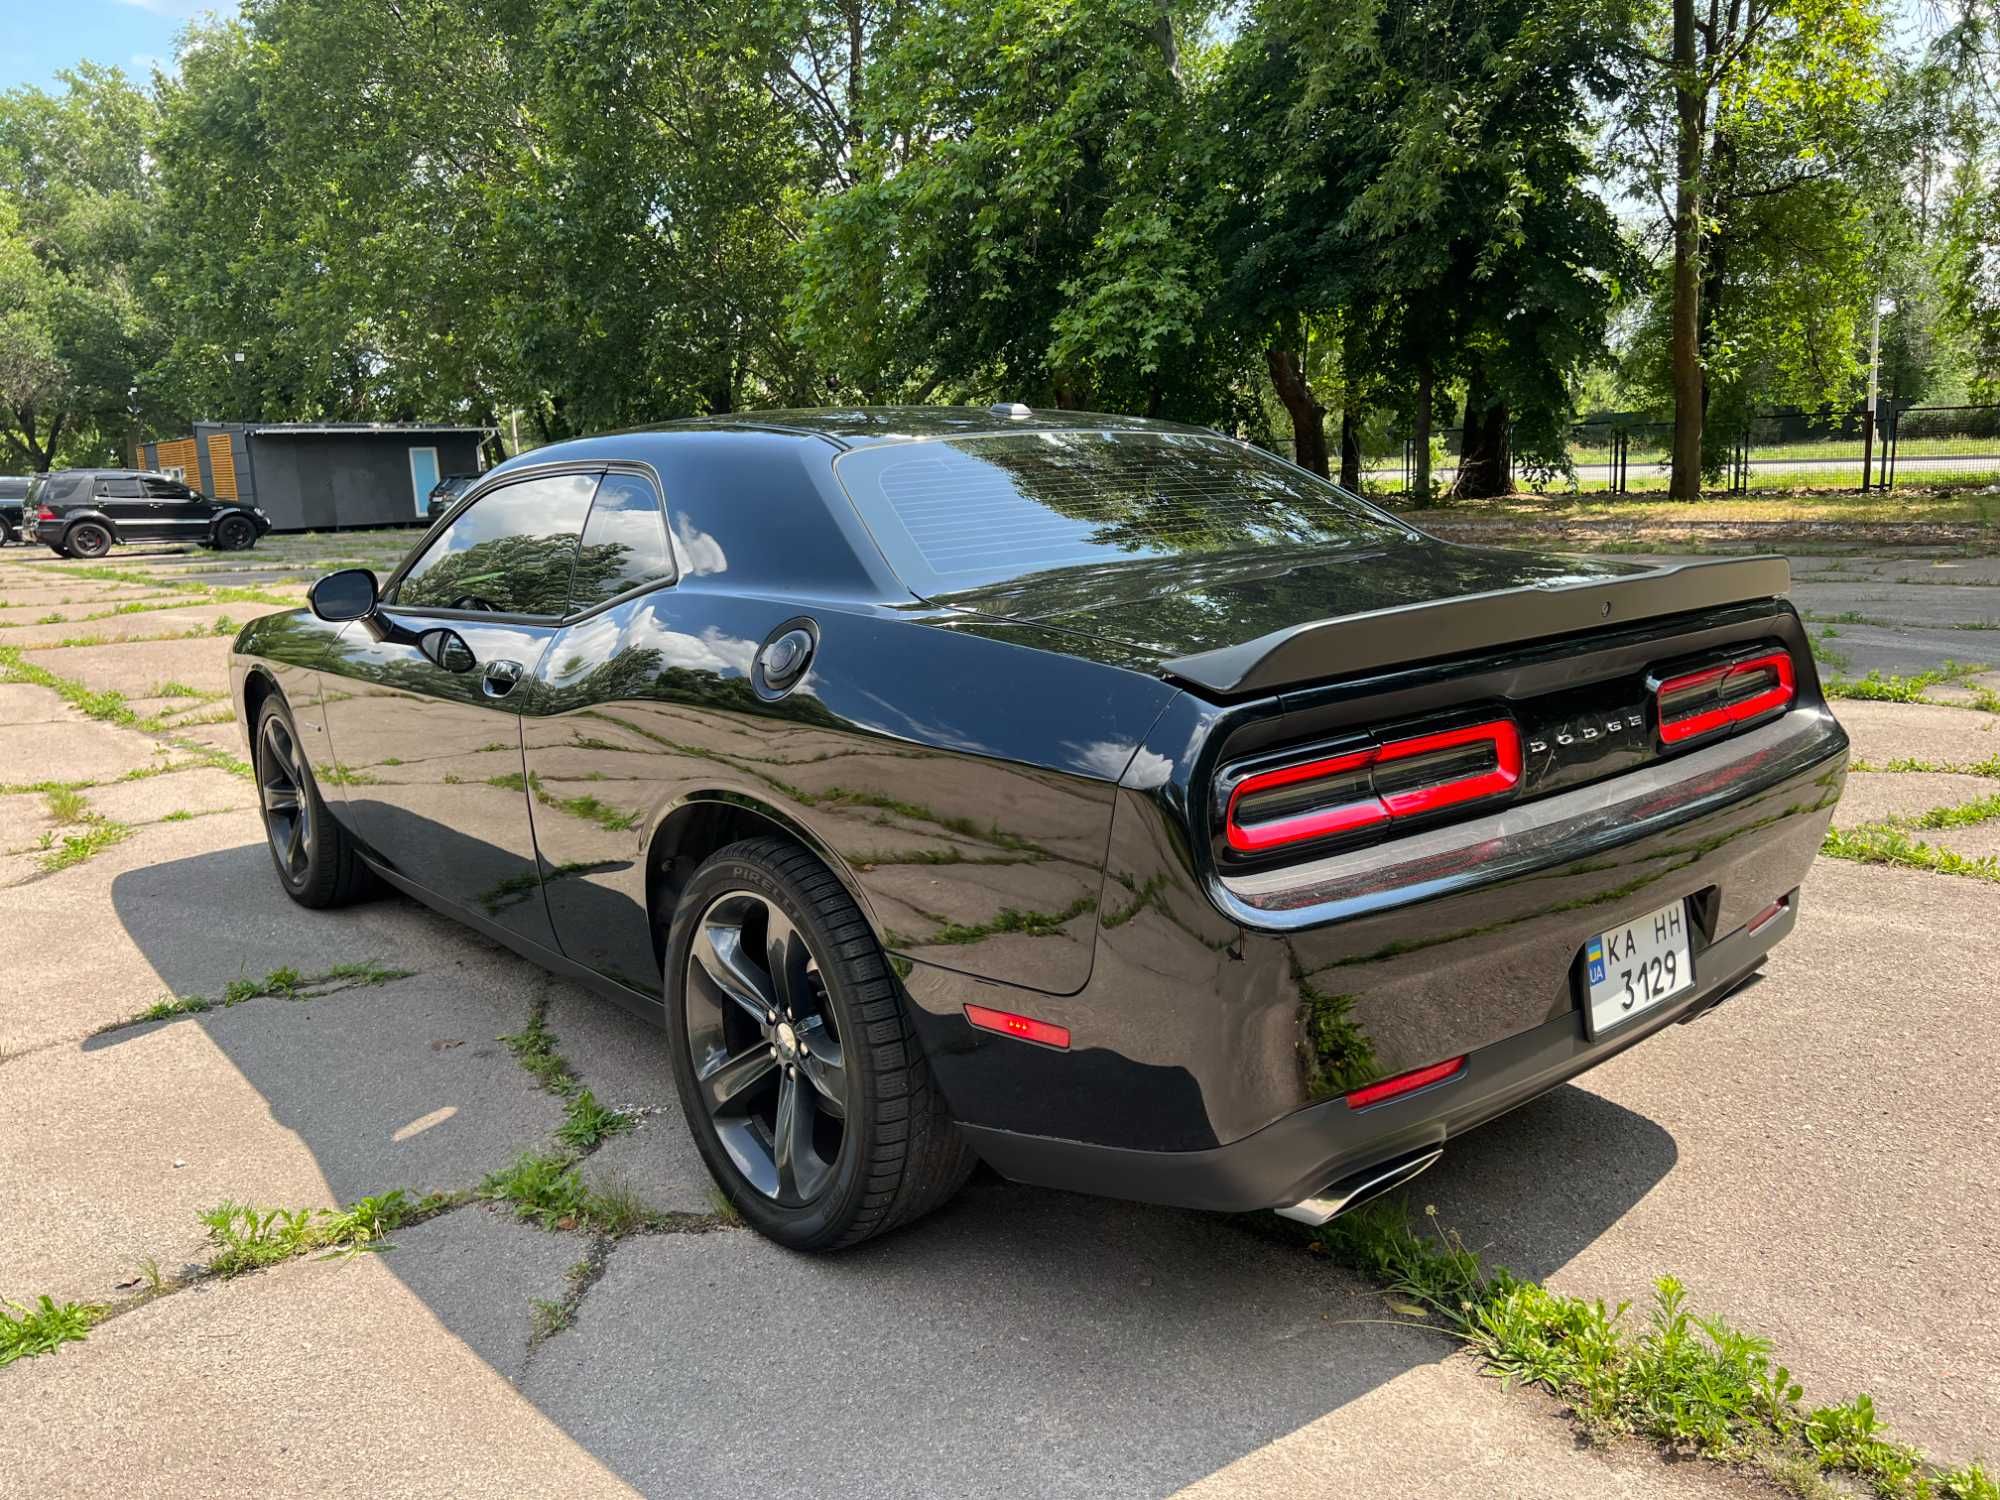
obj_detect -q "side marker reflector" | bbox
[965,1003,1070,1050]
[1345,1055,1467,1110]
[1746,896,1789,935]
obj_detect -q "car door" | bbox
[518,469,683,991]
[317,468,602,949]
[94,476,153,538]
[140,476,213,540]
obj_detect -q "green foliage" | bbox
[201,1190,428,1276]
[498,1007,580,1098]
[0,1295,101,1366]
[1820,825,2000,883]
[556,1089,634,1152]
[1318,1202,1983,1495]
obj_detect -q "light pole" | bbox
[1864,297,1895,491]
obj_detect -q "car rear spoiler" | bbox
[1158,555,1792,698]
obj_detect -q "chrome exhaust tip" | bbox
[1273,1146,1444,1227]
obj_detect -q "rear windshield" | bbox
[832,430,1406,596]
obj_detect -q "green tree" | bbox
[1614,0,1883,495]
[0,65,161,469]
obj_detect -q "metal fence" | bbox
[1365,404,2000,497]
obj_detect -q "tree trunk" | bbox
[1453,390,1511,499]
[1411,356,1434,505]
[1266,344,1328,478]
[1668,0,1705,501]
[1338,405,1362,491]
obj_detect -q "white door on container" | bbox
[408,447,441,516]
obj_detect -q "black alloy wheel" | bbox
[216,514,257,551]
[259,711,314,888]
[66,522,111,559]
[686,888,850,1206]
[666,838,976,1250]
[253,696,372,908]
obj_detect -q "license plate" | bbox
[1582,897,1694,1036]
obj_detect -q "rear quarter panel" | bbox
[520,584,1180,997]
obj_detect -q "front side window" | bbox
[142,477,195,500]
[394,471,598,616]
[569,472,676,612]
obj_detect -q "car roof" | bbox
[627,405,1213,450]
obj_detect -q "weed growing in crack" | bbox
[1314,1201,1997,1499]
[556,1089,633,1151]
[481,1152,592,1230]
[38,819,132,873]
[107,962,412,1033]
[201,1189,443,1277]
[529,1298,572,1340]
[499,1006,580,1097]
[0,1295,102,1366]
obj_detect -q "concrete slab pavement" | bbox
[0,1213,637,1499]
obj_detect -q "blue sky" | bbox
[0,0,232,94]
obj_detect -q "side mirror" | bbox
[418,628,477,673]
[309,568,379,623]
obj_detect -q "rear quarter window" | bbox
[832,430,1407,597]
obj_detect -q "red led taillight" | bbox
[1224,719,1521,856]
[36,506,55,521]
[1346,1055,1466,1110]
[1655,651,1795,745]
[964,1003,1070,1050]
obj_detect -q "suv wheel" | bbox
[665,838,976,1251]
[215,514,257,551]
[65,521,112,559]
[256,695,373,908]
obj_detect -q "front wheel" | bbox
[665,838,975,1250]
[215,514,257,551]
[255,696,373,908]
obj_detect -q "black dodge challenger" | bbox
[229,407,1847,1250]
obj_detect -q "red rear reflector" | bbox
[1225,720,1520,855]
[1746,896,1788,934]
[964,1003,1070,1050]
[1657,651,1795,745]
[1346,1055,1467,1110]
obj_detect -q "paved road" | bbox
[1,536,1994,1495]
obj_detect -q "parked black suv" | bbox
[28,470,271,558]
[425,473,477,520]
[0,476,27,545]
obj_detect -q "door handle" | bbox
[482,659,523,698]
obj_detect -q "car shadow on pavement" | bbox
[106,841,1679,1497]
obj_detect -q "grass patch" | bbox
[200,1189,441,1277]
[479,1154,669,1237]
[38,819,132,873]
[1820,825,2000,882]
[556,1089,634,1151]
[105,961,411,1032]
[43,785,89,824]
[499,1005,581,1097]
[1889,791,2000,831]
[1824,662,1989,703]
[1318,1201,1995,1496]
[0,1295,102,1367]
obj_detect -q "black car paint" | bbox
[0,476,25,543]
[29,469,271,551]
[230,410,1847,1214]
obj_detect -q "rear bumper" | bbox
[904,703,1845,1200]
[958,889,1791,1213]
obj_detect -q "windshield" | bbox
[832,430,1408,597]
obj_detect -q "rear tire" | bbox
[665,838,976,1250]
[216,514,257,551]
[47,543,71,557]
[65,522,111,559]
[255,695,373,908]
